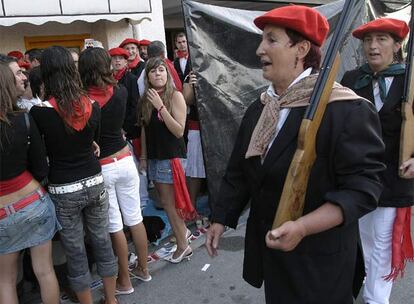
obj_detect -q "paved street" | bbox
[21,210,414,303]
[115,217,265,304]
[109,211,414,304]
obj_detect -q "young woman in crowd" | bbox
[30,46,118,304]
[0,63,60,304]
[79,47,151,295]
[139,57,196,263]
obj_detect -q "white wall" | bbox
[0,0,165,54]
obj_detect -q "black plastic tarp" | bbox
[182,0,407,206]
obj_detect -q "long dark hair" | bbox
[0,63,20,149]
[79,48,116,89]
[286,28,322,71]
[41,46,86,128]
[139,57,176,125]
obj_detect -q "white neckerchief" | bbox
[372,77,393,111]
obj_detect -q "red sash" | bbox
[170,158,197,221]
[384,207,414,281]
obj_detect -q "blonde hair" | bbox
[139,57,176,125]
[0,63,19,124]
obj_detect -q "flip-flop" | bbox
[129,269,152,282]
[115,286,134,295]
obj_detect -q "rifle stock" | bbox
[272,54,341,229]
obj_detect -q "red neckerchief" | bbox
[164,59,183,92]
[176,50,188,59]
[49,96,92,131]
[170,158,198,221]
[128,55,141,69]
[384,207,414,281]
[114,67,127,81]
[88,85,114,108]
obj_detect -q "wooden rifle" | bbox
[272,0,356,229]
[399,1,414,178]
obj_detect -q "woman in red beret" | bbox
[205,5,386,303]
[341,18,414,304]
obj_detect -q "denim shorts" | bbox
[49,181,118,292]
[0,190,61,255]
[148,158,186,184]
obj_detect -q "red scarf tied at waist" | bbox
[49,96,92,131]
[88,85,114,108]
[114,67,127,81]
[170,158,197,221]
[384,206,414,281]
[128,55,141,69]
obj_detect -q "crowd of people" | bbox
[0,32,204,304]
[1,4,414,304]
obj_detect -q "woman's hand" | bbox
[138,159,147,174]
[265,220,307,252]
[205,223,225,257]
[92,141,100,157]
[147,89,164,110]
[400,157,414,179]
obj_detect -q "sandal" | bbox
[129,266,152,282]
[115,286,134,295]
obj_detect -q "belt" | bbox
[99,151,132,166]
[187,120,200,130]
[0,188,46,220]
[48,174,104,195]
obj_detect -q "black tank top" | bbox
[146,110,186,160]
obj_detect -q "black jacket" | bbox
[211,97,385,304]
[173,57,191,84]
[341,70,414,207]
[118,71,140,140]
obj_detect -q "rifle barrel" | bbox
[305,0,356,120]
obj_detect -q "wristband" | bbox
[157,105,165,121]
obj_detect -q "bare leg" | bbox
[110,231,132,290]
[155,183,189,258]
[129,222,149,278]
[30,241,60,304]
[188,177,203,208]
[0,251,19,304]
[102,276,117,304]
[75,288,93,304]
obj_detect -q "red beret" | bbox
[108,48,129,59]
[352,18,409,40]
[254,5,329,47]
[119,38,140,48]
[139,39,151,46]
[7,50,24,60]
[18,60,31,70]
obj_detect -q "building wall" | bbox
[0,0,165,54]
